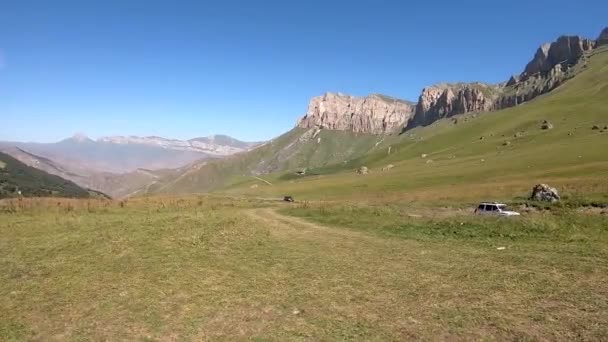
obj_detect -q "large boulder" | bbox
[356,166,369,175]
[541,120,554,130]
[530,184,560,202]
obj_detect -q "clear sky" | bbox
[0,0,606,143]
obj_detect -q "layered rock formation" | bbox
[297,27,607,134]
[523,36,594,76]
[409,29,607,130]
[411,83,498,127]
[297,93,415,134]
[597,27,608,47]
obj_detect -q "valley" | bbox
[0,134,259,198]
[1,19,607,341]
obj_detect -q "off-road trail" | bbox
[244,207,389,244]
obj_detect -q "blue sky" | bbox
[0,0,606,143]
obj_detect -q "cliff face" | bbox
[296,27,607,134]
[411,83,498,127]
[297,93,415,134]
[523,36,594,76]
[410,30,604,130]
[596,27,608,47]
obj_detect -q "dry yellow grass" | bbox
[1,197,607,340]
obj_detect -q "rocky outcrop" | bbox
[411,83,498,127]
[356,166,369,175]
[297,92,415,134]
[297,28,607,134]
[597,27,608,47]
[409,29,605,130]
[494,62,568,109]
[530,184,560,202]
[522,36,594,77]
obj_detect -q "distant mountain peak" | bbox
[95,134,260,156]
[62,133,93,143]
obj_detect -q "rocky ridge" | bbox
[297,93,416,134]
[298,27,607,134]
[98,134,259,156]
[596,27,608,47]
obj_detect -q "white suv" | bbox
[475,202,520,217]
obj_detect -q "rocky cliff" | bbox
[407,29,606,130]
[596,27,608,47]
[522,36,594,76]
[411,83,499,127]
[297,27,607,134]
[297,92,415,134]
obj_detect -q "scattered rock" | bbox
[356,166,369,175]
[292,308,302,315]
[382,164,395,171]
[317,137,321,143]
[592,125,600,130]
[604,125,608,130]
[425,159,433,164]
[502,141,511,146]
[479,136,485,140]
[568,132,573,136]
[250,184,259,189]
[530,183,560,202]
[496,247,506,251]
[541,120,553,130]
[421,154,428,158]
[481,159,485,162]
[514,131,524,138]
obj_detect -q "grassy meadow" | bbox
[1,196,607,340]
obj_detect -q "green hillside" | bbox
[0,152,90,198]
[144,47,608,202]
[147,127,393,194]
[220,47,608,202]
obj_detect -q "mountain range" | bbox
[299,28,608,134]
[2,26,607,199]
[0,134,259,173]
[142,27,608,195]
[0,134,259,198]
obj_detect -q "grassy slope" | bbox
[148,127,390,194]
[224,48,608,203]
[0,152,90,198]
